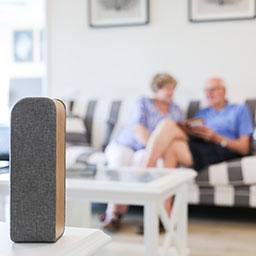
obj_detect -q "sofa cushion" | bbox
[186,100,200,119]
[102,100,122,150]
[66,114,88,146]
[245,99,256,154]
[64,98,136,150]
[196,156,256,186]
[189,183,256,208]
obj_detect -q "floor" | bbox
[93,205,256,256]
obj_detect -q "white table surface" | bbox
[66,168,197,204]
[0,168,196,200]
[0,222,110,256]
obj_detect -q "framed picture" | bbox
[189,0,256,22]
[89,0,150,28]
[13,30,34,62]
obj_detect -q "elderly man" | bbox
[145,77,254,171]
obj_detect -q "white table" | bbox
[0,168,197,256]
[0,222,110,256]
[66,167,196,256]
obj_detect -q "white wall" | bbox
[0,0,46,78]
[47,0,256,107]
[0,0,46,119]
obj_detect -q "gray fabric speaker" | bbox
[10,97,66,242]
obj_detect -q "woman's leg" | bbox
[145,121,193,216]
[163,139,193,168]
[144,119,187,167]
[163,139,194,215]
[105,143,134,168]
[104,143,133,230]
[133,149,146,166]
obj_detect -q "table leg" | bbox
[66,199,91,228]
[144,201,159,256]
[176,185,188,256]
[159,185,189,256]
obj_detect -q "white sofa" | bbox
[65,98,256,208]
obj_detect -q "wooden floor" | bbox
[93,206,256,256]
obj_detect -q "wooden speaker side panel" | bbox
[54,99,66,240]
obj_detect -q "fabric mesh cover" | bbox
[10,97,66,242]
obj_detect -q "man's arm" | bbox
[190,126,251,156]
[212,133,251,155]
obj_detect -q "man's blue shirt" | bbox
[196,103,254,139]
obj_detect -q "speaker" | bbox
[10,97,66,242]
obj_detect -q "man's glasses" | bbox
[205,87,223,93]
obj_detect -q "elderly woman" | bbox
[102,73,184,231]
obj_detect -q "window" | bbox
[0,0,46,124]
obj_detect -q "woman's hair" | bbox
[151,73,177,92]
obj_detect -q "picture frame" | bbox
[189,0,256,22]
[88,0,150,28]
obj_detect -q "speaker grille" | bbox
[11,98,59,242]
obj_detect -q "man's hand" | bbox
[189,125,217,142]
[189,125,251,155]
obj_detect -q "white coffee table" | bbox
[0,222,110,256]
[0,168,197,256]
[66,167,196,256]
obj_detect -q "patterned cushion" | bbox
[196,156,256,186]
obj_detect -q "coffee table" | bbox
[66,167,197,256]
[0,167,197,256]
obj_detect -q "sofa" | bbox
[0,125,9,161]
[65,98,256,208]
